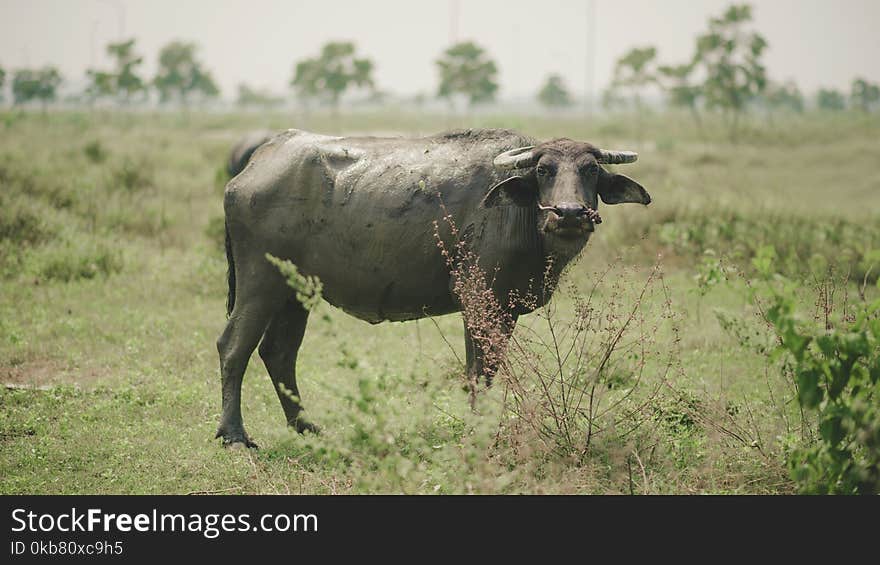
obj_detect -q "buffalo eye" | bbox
[536,165,554,178]
[582,164,599,176]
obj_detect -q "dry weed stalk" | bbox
[496,260,672,461]
[432,203,677,462]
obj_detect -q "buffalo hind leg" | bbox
[216,260,288,448]
[258,299,318,434]
[463,312,519,388]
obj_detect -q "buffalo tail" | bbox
[225,219,235,317]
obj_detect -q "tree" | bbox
[850,77,880,113]
[537,74,572,109]
[658,62,702,126]
[108,39,146,104]
[765,80,804,114]
[609,46,657,142]
[84,38,146,106]
[153,41,220,106]
[610,46,657,111]
[290,42,375,112]
[85,69,116,105]
[435,41,498,109]
[291,59,320,107]
[12,67,62,111]
[816,88,846,111]
[236,84,284,109]
[694,3,768,140]
[0,66,5,103]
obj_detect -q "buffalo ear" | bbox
[481,175,536,208]
[597,170,651,205]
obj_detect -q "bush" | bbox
[32,240,123,282]
[204,215,225,251]
[647,209,880,284]
[111,157,153,192]
[101,203,168,238]
[0,202,52,246]
[0,153,76,210]
[493,264,677,463]
[433,205,679,474]
[762,279,880,494]
[83,140,107,164]
[214,165,229,193]
[0,198,57,277]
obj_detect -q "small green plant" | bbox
[265,254,323,310]
[203,215,225,251]
[35,240,123,282]
[751,244,777,278]
[111,157,153,192]
[693,249,727,321]
[214,165,229,193]
[653,212,880,286]
[0,203,52,246]
[760,275,880,494]
[84,140,107,164]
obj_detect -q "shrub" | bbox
[762,277,880,494]
[0,198,57,277]
[649,209,880,284]
[111,157,153,192]
[0,153,76,210]
[0,202,52,246]
[101,202,169,238]
[83,140,107,164]
[432,202,678,470]
[32,240,123,282]
[214,165,229,193]
[204,215,225,251]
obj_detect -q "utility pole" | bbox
[90,20,99,67]
[98,0,126,39]
[584,0,596,115]
[449,0,459,44]
[512,22,520,105]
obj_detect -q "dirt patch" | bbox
[1,359,111,388]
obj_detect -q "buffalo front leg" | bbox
[463,312,519,388]
[258,299,318,434]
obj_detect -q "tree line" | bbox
[604,4,879,139]
[0,3,877,120]
[0,39,220,109]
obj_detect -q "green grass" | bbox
[1,108,878,493]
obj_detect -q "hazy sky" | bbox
[1,0,878,100]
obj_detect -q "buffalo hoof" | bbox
[290,418,320,435]
[215,427,259,449]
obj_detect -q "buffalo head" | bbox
[482,138,650,256]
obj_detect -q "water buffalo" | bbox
[217,128,650,447]
[226,129,275,178]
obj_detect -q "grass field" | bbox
[1,108,878,494]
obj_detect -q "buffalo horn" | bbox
[596,149,638,164]
[493,146,537,170]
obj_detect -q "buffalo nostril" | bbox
[554,204,587,219]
